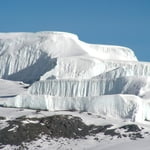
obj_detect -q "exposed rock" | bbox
[0,115,145,146]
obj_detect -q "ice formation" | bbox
[0,31,137,83]
[0,31,150,123]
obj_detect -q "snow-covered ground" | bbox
[0,79,28,98]
[0,106,150,150]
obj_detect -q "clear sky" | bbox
[0,0,150,61]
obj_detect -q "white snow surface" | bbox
[0,107,150,150]
[0,79,27,98]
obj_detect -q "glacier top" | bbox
[0,31,137,61]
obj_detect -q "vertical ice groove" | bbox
[28,77,147,97]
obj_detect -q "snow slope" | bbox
[91,137,150,150]
[0,79,28,99]
[0,107,150,150]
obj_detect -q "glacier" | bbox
[3,94,150,122]
[41,58,150,80]
[0,31,138,83]
[28,77,148,97]
[0,31,150,123]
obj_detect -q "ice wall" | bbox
[0,31,138,83]
[29,77,147,97]
[1,31,150,123]
[104,60,150,77]
[3,94,149,122]
[40,57,106,80]
[40,57,150,80]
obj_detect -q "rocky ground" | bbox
[0,112,148,149]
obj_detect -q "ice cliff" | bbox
[0,31,150,123]
[0,31,138,83]
[28,77,147,97]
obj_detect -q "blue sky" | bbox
[0,0,150,61]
